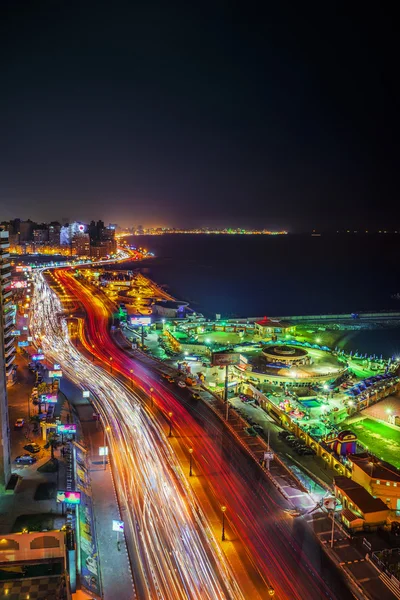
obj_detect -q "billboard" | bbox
[56,490,81,505]
[16,265,32,272]
[130,316,151,326]
[11,280,27,288]
[211,352,240,367]
[49,370,63,378]
[32,354,44,361]
[18,341,29,347]
[82,390,90,398]
[57,424,76,434]
[112,520,124,533]
[11,330,20,336]
[40,393,57,404]
[54,363,61,370]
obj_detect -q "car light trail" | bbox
[30,270,246,600]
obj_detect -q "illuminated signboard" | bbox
[54,363,61,370]
[239,354,248,364]
[82,390,90,398]
[112,520,124,533]
[32,354,44,361]
[27,336,33,341]
[15,265,32,272]
[211,352,240,367]
[18,341,29,347]
[56,490,81,505]
[56,424,76,434]
[40,394,57,404]
[49,370,63,378]
[11,280,27,288]
[11,330,21,336]
[130,316,151,326]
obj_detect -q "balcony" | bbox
[4,334,14,348]
[4,344,15,358]
[1,289,12,301]
[0,252,10,261]
[1,263,11,273]
[5,353,15,368]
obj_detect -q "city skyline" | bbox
[2,3,399,230]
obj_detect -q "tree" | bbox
[46,432,58,460]
[30,415,40,433]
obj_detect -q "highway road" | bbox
[30,269,246,600]
[49,268,355,600]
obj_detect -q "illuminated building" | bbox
[71,231,90,256]
[0,229,12,491]
[348,453,400,512]
[33,225,49,244]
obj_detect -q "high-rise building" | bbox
[0,230,12,491]
[33,225,49,245]
[71,232,90,256]
[48,222,61,245]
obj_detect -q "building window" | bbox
[386,482,391,487]
[394,483,397,487]
[376,480,380,485]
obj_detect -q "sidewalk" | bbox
[61,377,135,600]
[306,508,398,600]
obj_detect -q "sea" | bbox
[115,233,400,357]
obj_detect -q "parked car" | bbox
[177,380,186,388]
[253,425,264,434]
[15,454,37,465]
[167,377,175,383]
[278,431,291,439]
[24,443,41,454]
[14,418,25,429]
[191,392,201,400]
[299,447,314,455]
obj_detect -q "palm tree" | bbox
[30,415,41,434]
[46,432,58,460]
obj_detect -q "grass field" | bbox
[350,418,400,468]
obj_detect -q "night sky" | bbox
[1,2,398,230]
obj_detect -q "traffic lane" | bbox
[58,271,352,600]
[128,374,353,600]
[152,381,354,600]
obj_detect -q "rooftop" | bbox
[350,453,400,483]
[255,316,293,328]
[334,476,389,514]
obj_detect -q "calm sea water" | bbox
[117,234,400,356]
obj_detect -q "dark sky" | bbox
[1,1,398,231]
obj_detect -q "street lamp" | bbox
[189,447,193,476]
[130,369,134,389]
[109,357,113,375]
[221,506,227,541]
[149,386,154,408]
[103,425,111,470]
[168,411,173,437]
[91,344,95,362]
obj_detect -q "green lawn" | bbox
[350,418,400,468]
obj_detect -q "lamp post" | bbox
[189,448,193,476]
[149,387,154,408]
[130,369,134,389]
[168,411,173,437]
[109,357,113,375]
[103,425,111,470]
[221,506,227,541]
